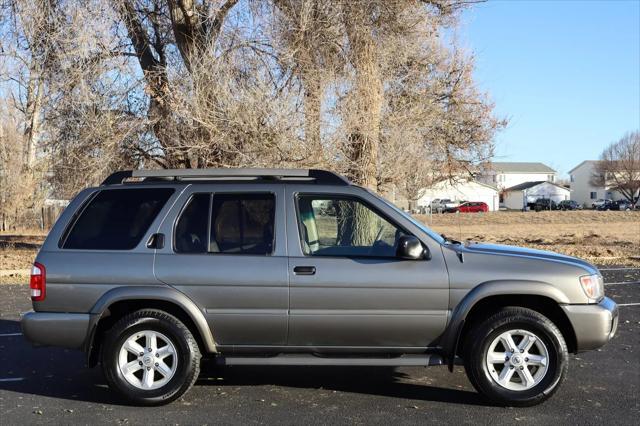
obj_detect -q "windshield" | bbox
[368,189,445,244]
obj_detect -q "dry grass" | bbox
[419,210,640,266]
[0,211,638,285]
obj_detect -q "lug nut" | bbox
[155,353,159,357]
[138,361,143,366]
[139,352,144,356]
[520,349,524,353]
[525,357,529,362]
[505,356,510,361]
[148,348,152,352]
[520,366,524,370]
[510,366,514,369]
[146,367,151,371]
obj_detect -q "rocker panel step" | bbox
[216,354,444,367]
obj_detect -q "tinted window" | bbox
[62,188,173,250]
[210,194,275,255]
[297,195,405,258]
[175,194,210,253]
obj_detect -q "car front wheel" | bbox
[101,309,201,406]
[463,307,568,406]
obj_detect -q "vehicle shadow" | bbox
[197,361,489,406]
[1,316,487,407]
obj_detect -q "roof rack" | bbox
[101,168,350,186]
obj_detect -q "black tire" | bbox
[101,309,201,406]
[463,307,568,407]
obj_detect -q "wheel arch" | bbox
[85,286,217,367]
[441,281,576,371]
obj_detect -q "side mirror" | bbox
[396,235,428,260]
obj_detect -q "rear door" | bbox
[154,183,289,348]
[285,185,449,350]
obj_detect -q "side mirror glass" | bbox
[396,235,427,260]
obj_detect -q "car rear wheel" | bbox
[463,307,568,406]
[101,309,201,406]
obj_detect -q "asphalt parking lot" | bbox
[0,268,638,425]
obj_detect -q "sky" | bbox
[458,0,640,178]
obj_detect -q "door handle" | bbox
[293,266,316,275]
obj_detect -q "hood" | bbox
[455,242,598,274]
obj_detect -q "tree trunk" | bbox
[342,2,382,190]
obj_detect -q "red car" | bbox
[446,201,488,213]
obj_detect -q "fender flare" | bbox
[85,286,217,361]
[441,280,570,370]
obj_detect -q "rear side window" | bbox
[62,188,173,250]
[175,193,275,255]
[175,194,210,254]
[210,194,275,255]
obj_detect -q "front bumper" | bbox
[561,297,619,352]
[21,311,90,350]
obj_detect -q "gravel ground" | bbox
[0,269,638,425]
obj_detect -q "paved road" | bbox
[0,269,638,425]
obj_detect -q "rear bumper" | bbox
[21,311,90,350]
[561,297,619,352]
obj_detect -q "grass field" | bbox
[420,210,640,266]
[1,210,638,284]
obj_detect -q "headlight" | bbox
[579,274,604,301]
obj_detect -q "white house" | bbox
[417,180,500,211]
[569,160,631,207]
[477,162,558,190]
[503,181,571,210]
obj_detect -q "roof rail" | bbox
[101,168,350,186]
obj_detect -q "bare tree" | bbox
[592,131,640,206]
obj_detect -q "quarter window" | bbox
[297,195,405,258]
[62,188,173,250]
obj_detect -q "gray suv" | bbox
[21,168,618,406]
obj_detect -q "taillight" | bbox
[30,262,46,302]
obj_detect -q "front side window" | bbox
[175,193,275,255]
[62,188,174,250]
[297,195,405,258]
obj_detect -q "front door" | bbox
[154,184,289,348]
[285,187,449,350]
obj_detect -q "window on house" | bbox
[570,175,575,183]
[590,192,597,200]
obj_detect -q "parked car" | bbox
[532,198,558,211]
[613,200,633,211]
[557,200,581,211]
[445,201,489,213]
[21,168,618,407]
[430,198,459,213]
[591,199,612,209]
[597,199,634,211]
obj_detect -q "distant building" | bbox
[417,180,499,211]
[477,162,557,190]
[569,160,634,207]
[503,181,571,210]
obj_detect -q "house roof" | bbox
[490,162,557,174]
[568,160,597,174]
[504,181,571,192]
